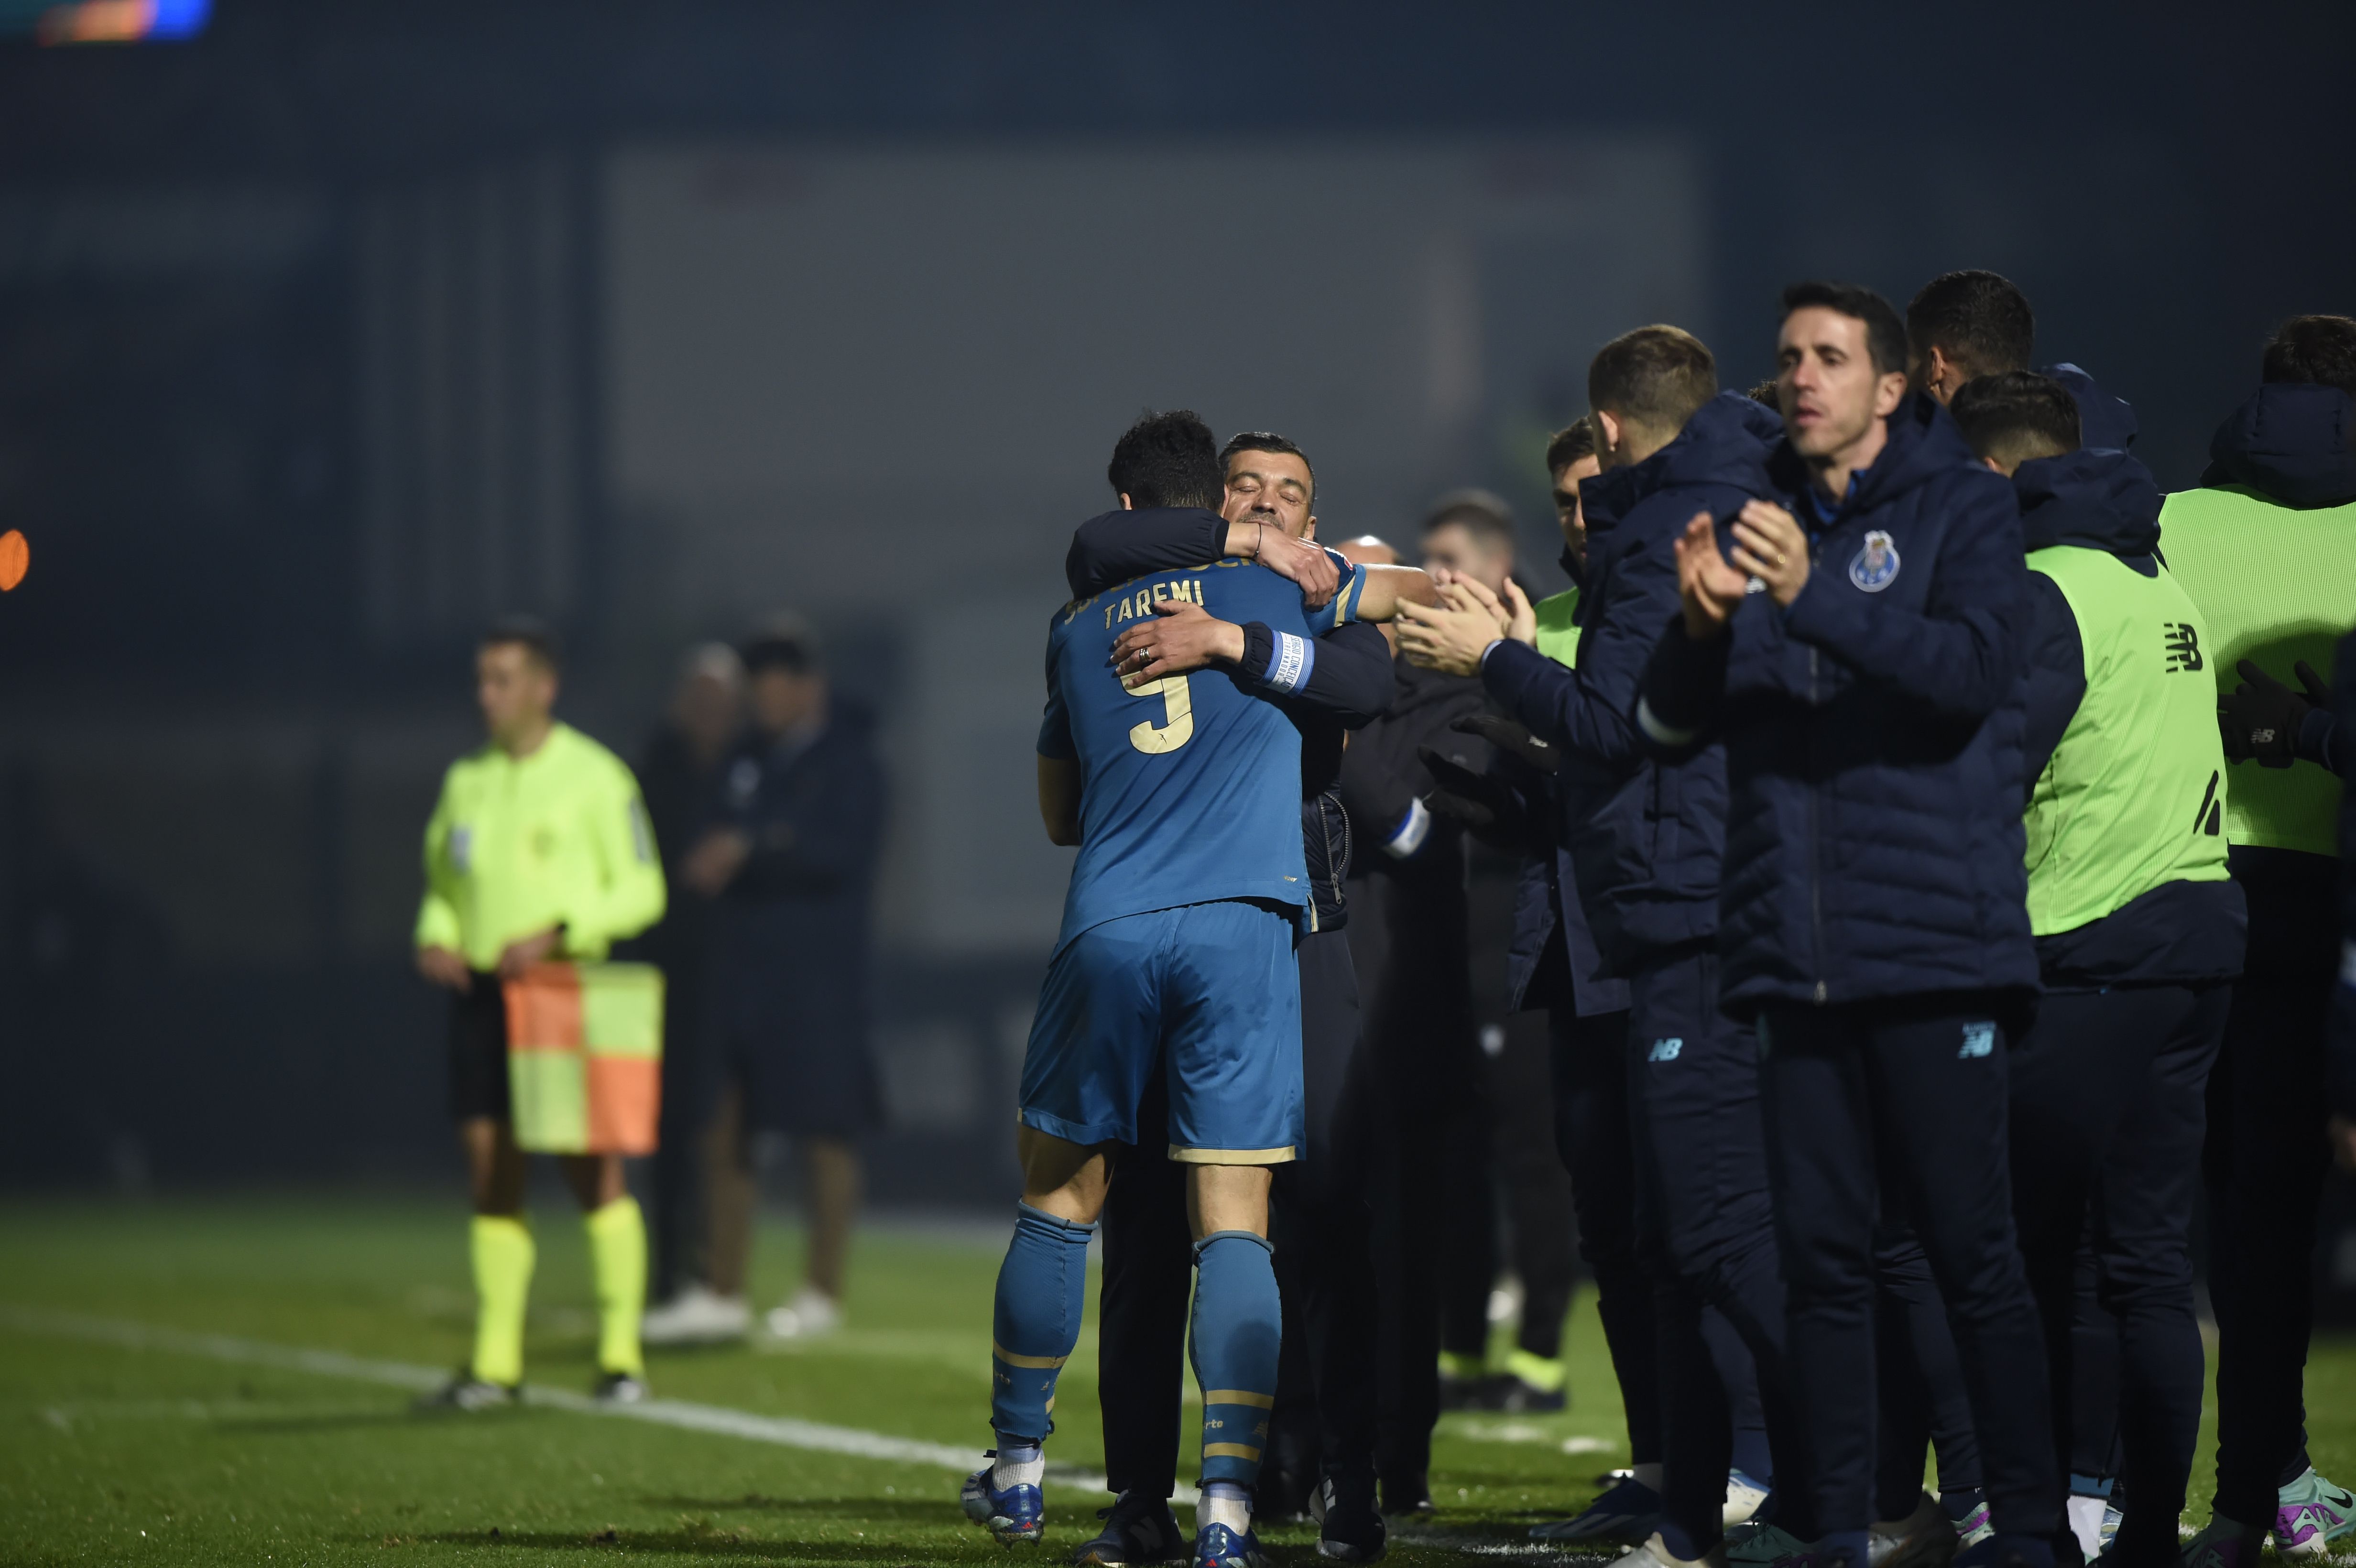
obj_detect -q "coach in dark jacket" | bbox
[1637,283,2057,1568]
[687,619,885,1335]
[1406,345,1811,1560]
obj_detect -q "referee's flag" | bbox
[502,963,664,1154]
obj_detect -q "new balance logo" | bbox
[2163,623,2203,673]
[1958,1022,1996,1059]
[1647,1037,1683,1062]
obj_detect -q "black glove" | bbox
[1450,712,1559,775]
[1418,745,1547,854]
[2220,658,2330,768]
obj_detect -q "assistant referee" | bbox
[414,617,667,1407]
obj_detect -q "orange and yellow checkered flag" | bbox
[502,963,664,1154]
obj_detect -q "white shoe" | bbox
[1872,1493,1956,1568]
[1725,1470,1771,1530]
[639,1284,751,1346]
[2064,1495,2108,1564]
[764,1286,842,1339]
[1612,1532,1728,1568]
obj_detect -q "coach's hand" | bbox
[1397,577,1522,677]
[1114,599,1246,686]
[683,828,752,895]
[2220,658,2328,768]
[1675,513,1748,639]
[417,945,472,992]
[1240,523,1340,610]
[1729,500,1809,607]
[496,926,563,980]
[1419,745,1546,854]
[1453,713,1558,775]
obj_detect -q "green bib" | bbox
[2159,484,2356,856]
[2023,546,2230,936]
[1534,587,1583,668]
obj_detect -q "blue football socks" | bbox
[989,1203,1096,1444]
[1189,1230,1282,1488]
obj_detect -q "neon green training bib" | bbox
[2023,546,2231,936]
[2159,484,2356,856]
[1533,587,1583,668]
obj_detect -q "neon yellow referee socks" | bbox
[469,1215,535,1387]
[585,1195,647,1379]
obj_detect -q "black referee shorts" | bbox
[447,976,512,1122]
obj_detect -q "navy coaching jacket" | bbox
[1481,391,1783,974]
[1637,392,2040,1016]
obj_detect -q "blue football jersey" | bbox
[1037,557,1366,951]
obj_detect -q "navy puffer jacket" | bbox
[1636,392,2039,1015]
[1483,391,1781,971]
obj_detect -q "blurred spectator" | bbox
[1409,491,1582,1413]
[1333,523,1488,1510]
[682,615,886,1341]
[634,644,747,1343]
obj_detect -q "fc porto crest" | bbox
[1848,530,1900,593]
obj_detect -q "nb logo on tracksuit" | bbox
[1647,1037,1684,1062]
[1958,1022,1996,1059]
[2162,622,2203,673]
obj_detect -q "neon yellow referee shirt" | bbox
[414,722,667,971]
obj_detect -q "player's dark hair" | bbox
[1544,416,1598,475]
[1783,280,1911,378]
[481,614,560,673]
[1746,378,1782,408]
[2262,315,2356,399]
[1905,270,2036,381]
[1949,370,2082,468]
[1421,488,1516,552]
[1588,326,1717,436]
[1108,409,1223,511]
[1220,430,1315,503]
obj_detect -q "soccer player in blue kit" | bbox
[965,410,1370,1568]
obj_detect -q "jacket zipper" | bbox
[1806,519,1827,1003]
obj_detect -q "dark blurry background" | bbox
[0,1,2350,1209]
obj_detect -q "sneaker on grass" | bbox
[2275,1468,2356,1560]
[765,1286,842,1340]
[1533,1474,1665,1543]
[413,1370,517,1412]
[1071,1491,1187,1566]
[641,1283,751,1346]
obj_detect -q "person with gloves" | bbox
[2160,313,2356,1568]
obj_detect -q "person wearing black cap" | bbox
[679,613,887,1343]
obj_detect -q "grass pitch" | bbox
[1,1196,2352,1566]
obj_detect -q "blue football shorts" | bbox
[1019,898,1303,1163]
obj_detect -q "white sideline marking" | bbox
[0,1306,1108,1492]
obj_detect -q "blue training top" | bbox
[1037,556,1365,952]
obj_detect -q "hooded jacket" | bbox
[2161,381,2356,980]
[1636,392,2039,1015]
[2041,362,2138,452]
[2197,381,2356,509]
[2015,448,2246,986]
[1502,546,1629,1018]
[1480,391,1783,972]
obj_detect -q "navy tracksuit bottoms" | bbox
[1629,947,1814,1553]
[1758,992,2061,1546]
[2011,982,2227,1564]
